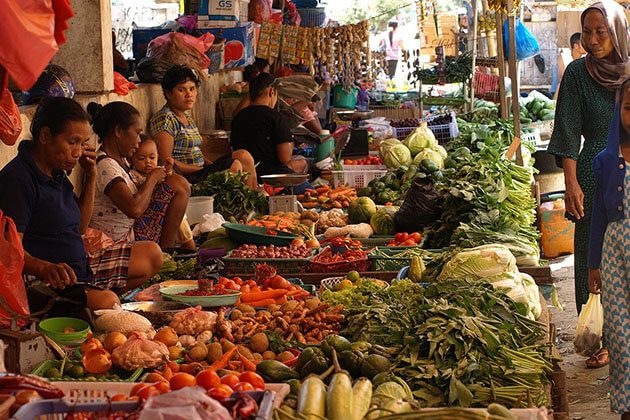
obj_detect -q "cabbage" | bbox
[379,138,403,161]
[438,244,517,282]
[520,273,542,319]
[383,144,412,169]
[402,123,437,156]
[432,144,447,160]
[485,272,532,317]
[412,148,444,170]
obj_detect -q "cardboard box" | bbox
[198,18,238,28]
[199,0,240,22]
[204,22,256,68]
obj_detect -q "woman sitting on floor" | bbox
[0,98,163,311]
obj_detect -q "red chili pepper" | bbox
[283,356,300,367]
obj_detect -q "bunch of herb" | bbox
[191,170,268,220]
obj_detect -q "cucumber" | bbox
[351,378,373,420]
[327,371,354,420]
[297,375,326,419]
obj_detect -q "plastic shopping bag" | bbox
[0,68,22,146]
[504,18,540,61]
[0,211,29,328]
[573,293,603,357]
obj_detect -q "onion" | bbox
[291,238,305,248]
[305,238,320,248]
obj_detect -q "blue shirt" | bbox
[589,103,627,269]
[0,141,91,281]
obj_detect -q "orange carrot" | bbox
[244,298,276,307]
[239,353,257,371]
[275,296,288,305]
[287,290,308,297]
[241,289,288,302]
[210,346,239,371]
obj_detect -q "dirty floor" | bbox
[548,255,616,420]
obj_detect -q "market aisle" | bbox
[549,255,615,419]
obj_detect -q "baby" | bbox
[130,135,196,250]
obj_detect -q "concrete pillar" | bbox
[53,0,114,93]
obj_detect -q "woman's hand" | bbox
[588,268,602,294]
[565,179,585,220]
[164,157,174,176]
[79,146,97,178]
[146,167,167,185]
[40,262,77,290]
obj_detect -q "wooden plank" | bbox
[495,12,508,119]
[507,0,523,165]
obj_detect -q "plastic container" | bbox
[331,169,388,188]
[333,85,358,109]
[422,112,459,144]
[186,196,215,226]
[160,286,241,307]
[37,318,90,347]
[539,199,574,258]
[314,130,335,162]
[223,223,299,246]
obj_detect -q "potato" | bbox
[262,351,276,360]
[221,340,236,354]
[236,304,255,314]
[250,333,269,354]
[230,309,243,321]
[206,342,223,363]
[276,351,295,362]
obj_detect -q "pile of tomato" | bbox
[343,156,383,165]
[113,364,265,403]
[387,232,422,246]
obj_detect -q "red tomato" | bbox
[131,383,150,397]
[395,232,409,243]
[111,394,127,402]
[196,369,222,390]
[402,239,416,246]
[220,374,240,388]
[225,280,239,290]
[233,382,255,392]
[238,371,265,390]
[410,232,422,243]
[208,384,234,400]
[137,385,160,401]
[232,277,243,285]
[154,381,170,394]
[246,280,257,287]
[170,372,197,390]
[218,277,229,285]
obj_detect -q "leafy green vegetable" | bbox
[437,244,517,281]
[191,170,268,221]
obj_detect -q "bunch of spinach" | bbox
[342,279,551,409]
[191,170,268,221]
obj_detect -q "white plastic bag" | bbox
[191,213,226,237]
[573,293,603,357]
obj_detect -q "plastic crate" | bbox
[31,360,144,383]
[393,126,415,141]
[331,169,388,188]
[368,247,426,271]
[357,236,395,247]
[422,112,459,145]
[223,248,316,275]
[341,164,387,171]
[298,7,326,27]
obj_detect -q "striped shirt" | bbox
[149,106,204,166]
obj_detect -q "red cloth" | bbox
[52,0,74,46]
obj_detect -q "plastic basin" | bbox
[160,286,241,308]
[186,196,214,226]
[38,318,90,347]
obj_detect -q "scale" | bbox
[260,174,309,214]
[334,110,373,158]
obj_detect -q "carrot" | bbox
[287,289,307,297]
[241,289,288,302]
[275,295,288,305]
[210,346,239,371]
[239,353,257,372]
[244,298,276,307]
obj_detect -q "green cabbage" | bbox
[402,123,437,156]
[379,138,403,160]
[383,144,412,169]
[412,148,444,169]
[520,273,542,319]
[437,244,517,282]
[433,144,447,160]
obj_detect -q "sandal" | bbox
[586,348,609,369]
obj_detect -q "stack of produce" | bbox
[408,52,473,85]
[425,119,541,266]
[298,185,357,209]
[463,95,555,125]
[191,170,268,221]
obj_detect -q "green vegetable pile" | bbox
[191,170,268,220]
[409,52,473,85]
[320,278,389,310]
[342,279,551,408]
[462,96,555,125]
[424,119,540,266]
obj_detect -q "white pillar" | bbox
[53,0,114,93]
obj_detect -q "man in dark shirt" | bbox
[231,73,307,179]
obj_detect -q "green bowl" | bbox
[223,223,299,247]
[160,286,241,308]
[38,317,90,347]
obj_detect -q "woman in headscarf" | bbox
[548,0,630,368]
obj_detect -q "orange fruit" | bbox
[170,372,196,390]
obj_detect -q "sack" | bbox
[113,72,137,96]
[0,0,60,91]
[0,68,23,146]
[394,177,443,233]
[249,0,272,24]
[504,18,540,61]
[574,293,603,357]
[0,211,29,327]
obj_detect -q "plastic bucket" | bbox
[314,139,335,162]
[38,317,90,346]
[333,85,358,109]
[186,196,214,226]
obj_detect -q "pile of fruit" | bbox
[298,185,357,209]
[387,232,422,246]
[342,156,383,166]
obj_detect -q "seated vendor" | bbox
[0,98,163,311]
[87,101,190,250]
[231,73,308,179]
[149,65,257,189]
